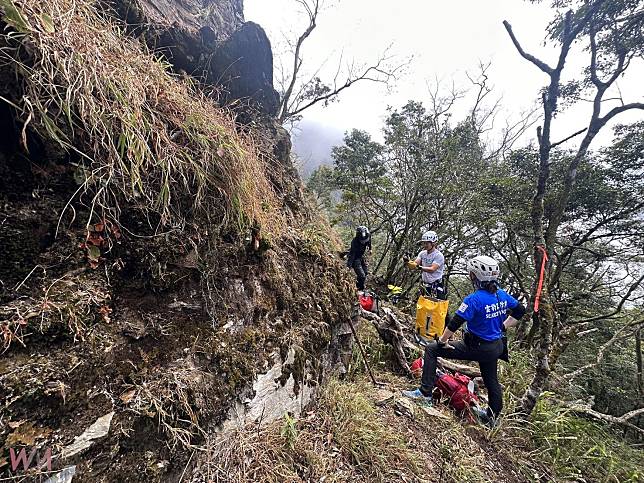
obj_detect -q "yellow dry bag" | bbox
[415,295,449,341]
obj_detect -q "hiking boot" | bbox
[471,406,497,428]
[485,410,499,429]
[401,388,433,407]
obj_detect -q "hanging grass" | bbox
[0,0,284,233]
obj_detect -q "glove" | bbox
[407,260,418,270]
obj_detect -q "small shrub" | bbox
[280,413,298,450]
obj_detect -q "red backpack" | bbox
[434,372,479,412]
[358,292,379,314]
[359,293,374,311]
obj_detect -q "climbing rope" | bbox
[533,244,548,312]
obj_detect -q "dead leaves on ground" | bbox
[79,218,121,269]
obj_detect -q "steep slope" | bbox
[196,320,644,483]
[0,0,354,481]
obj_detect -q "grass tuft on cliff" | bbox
[0,0,283,233]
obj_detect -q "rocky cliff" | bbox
[0,0,354,481]
[114,0,279,115]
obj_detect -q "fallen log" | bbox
[364,307,481,378]
[564,403,644,436]
[363,307,413,376]
[438,358,481,378]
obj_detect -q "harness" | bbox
[421,279,447,300]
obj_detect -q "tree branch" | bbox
[566,323,636,380]
[599,102,644,126]
[589,27,603,89]
[285,60,402,119]
[278,0,319,123]
[550,127,589,148]
[570,275,644,325]
[565,404,644,436]
[502,20,554,75]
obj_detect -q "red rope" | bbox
[534,245,548,312]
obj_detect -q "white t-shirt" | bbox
[415,249,445,284]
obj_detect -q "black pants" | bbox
[352,258,368,290]
[420,335,504,417]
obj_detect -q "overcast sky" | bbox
[245,0,644,172]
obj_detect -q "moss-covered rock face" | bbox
[0,191,352,481]
[0,0,354,481]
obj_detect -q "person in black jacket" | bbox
[347,226,372,291]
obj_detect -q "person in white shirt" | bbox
[410,230,446,300]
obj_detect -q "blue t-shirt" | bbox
[455,288,519,341]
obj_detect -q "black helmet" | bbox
[356,226,370,243]
[356,225,369,237]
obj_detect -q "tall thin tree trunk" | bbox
[637,328,643,397]
[518,289,556,415]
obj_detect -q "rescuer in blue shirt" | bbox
[402,255,526,426]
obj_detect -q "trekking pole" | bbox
[348,307,381,387]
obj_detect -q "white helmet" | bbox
[467,255,500,282]
[419,230,438,243]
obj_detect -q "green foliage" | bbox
[0,0,30,32]
[295,218,339,258]
[330,129,390,226]
[307,164,336,211]
[348,319,403,378]
[546,1,644,53]
[311,99,493,288]
[476,120,644,313]
[494,350,644,481]
[559,312,643,418]
[499,348,537,401]
[280,413,298,450]
[533,1,644,113]
[531,394,644,482]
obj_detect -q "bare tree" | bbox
[464,62,540,159]
[503,0,644,417]
[276,0,407,125]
